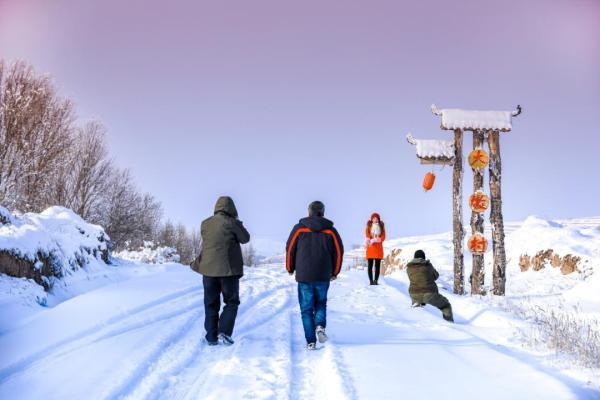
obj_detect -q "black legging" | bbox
[367,258,381,283]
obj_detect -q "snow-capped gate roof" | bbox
[406,134,455,164]
[431,104,521,132]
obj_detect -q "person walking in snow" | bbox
[365,213,385,285]
[286,201,344,350]
[406,250,454,322]
[196,196,250,345]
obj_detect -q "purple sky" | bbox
[1,0,599,245]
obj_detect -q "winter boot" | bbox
[316,325,328,343]
[374,280,379,285]
[307,342,317,350]
[411,302,424,308]
[207,340,219,346]
[218,333,235,345]
[442,307,454,323]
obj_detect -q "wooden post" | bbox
[452,129,465,295]
[470,131,485,295]
[488,130,506,295]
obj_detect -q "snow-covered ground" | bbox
[0,215,599,399]
[0,264,598,399]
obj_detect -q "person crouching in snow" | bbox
[286,201,344,350]
[406,250,454,322]
[365,213,385,285]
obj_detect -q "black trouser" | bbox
[367,258,381,283]
[203,275,241,342]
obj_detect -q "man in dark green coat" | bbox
[197,196,250,345]
[406,250,454,322]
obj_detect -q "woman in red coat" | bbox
[365,213,385,285]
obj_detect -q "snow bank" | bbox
[114,242,180,264]
[0,206,110,288]
[507,216,598,258]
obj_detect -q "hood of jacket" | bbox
[407,258,431,267]
[214,196,238,218]
[299,216,334,232]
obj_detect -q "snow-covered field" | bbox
[0,214,599,399]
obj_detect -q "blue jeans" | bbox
[297,281,330,344]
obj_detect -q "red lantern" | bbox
[422,172,436,191]
[468,233,488,255]
[469,191,490,213]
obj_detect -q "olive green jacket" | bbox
[406,258,440,294]
[196,197,250,277]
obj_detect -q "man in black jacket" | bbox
[197,196,250,345]
[286,201,344,350]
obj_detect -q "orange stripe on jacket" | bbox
[322,229,342,276]
[286,227,311,273]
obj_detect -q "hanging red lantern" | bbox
[422,172,436,191]
[468,233,488,255]
[469,191,490,213]
[468,148,489,170]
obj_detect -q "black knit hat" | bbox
[308,201,325,217]
[414,250,426,259]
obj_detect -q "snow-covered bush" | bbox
[114,242,180,264]
[0,206,110,289]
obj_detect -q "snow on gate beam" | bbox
[406,133,455,166]
[430,104,522,132]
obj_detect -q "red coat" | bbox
[365,216,385,260]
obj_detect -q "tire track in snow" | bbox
[119,280,293,400]
[36,294,204,368]
[0,284,202,384]
[324,339,358,400]
[166,282,295,400]
[288,297,358,400]
[99,308,203,400]
[199,286,295,400]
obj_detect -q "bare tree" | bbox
[158,220,176,249]
[190,228,202,261]
[0,59,177,255]
[0,60,74,211]
[100,169,142,250]
[174,223,194,264]
[137,193,162,246]
[56,121,113,220]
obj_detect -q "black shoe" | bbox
[218,333,234,345]
[369,281,375,285]
[207,339,219,346]
[374,280,379,285]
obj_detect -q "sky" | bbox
[1,0,599,245]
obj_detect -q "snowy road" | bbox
[0,264,597,400]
